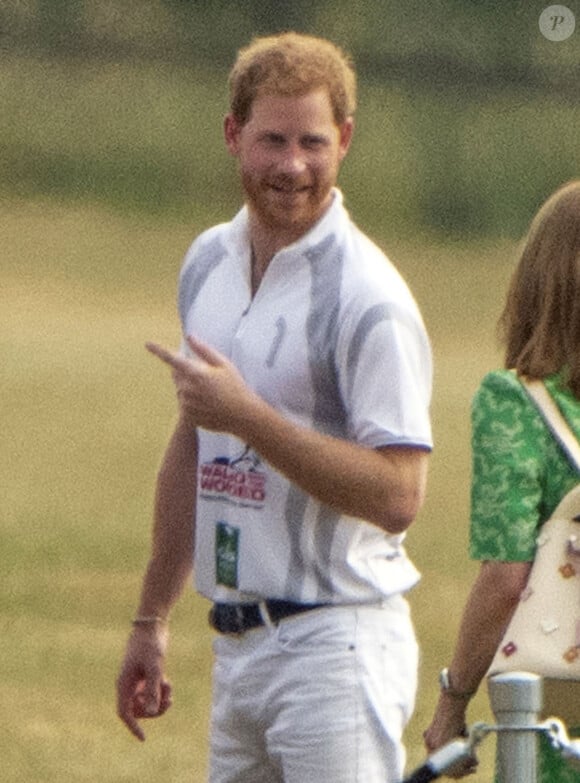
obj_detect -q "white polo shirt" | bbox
[178,189,432,605]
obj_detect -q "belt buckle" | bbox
[209,603,248,634]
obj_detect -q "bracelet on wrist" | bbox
[439,667,476,700]
[132,615,168,628]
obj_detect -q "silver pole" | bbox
[488,672,543,783]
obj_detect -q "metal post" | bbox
[488,672,543,783]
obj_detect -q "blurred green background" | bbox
[2,1,579,780]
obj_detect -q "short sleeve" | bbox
[339,302,433,450]
[469,371,545,561]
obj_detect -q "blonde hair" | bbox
[499,180,580,395]
[228,32,356,126]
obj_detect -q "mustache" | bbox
[268,174,311,190]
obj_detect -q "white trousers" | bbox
[207,597,418,783]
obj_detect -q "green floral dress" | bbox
[470,369,580,782]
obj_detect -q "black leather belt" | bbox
[209,599,327,634]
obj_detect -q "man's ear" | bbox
[338,117,354,161]
[224,114,242,155]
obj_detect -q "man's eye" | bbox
[303,137,326,149]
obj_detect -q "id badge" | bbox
[215,521,240,588]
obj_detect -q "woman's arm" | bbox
[423,559,531,755]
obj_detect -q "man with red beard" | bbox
[116,32,433,783]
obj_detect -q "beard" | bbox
[240,168,334,238]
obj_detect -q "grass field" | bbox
[1,195,519,781]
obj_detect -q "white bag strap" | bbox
[521,377,580,474]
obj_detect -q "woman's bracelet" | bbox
[439,667,477,700]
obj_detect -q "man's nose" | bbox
[279,144,307,174]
